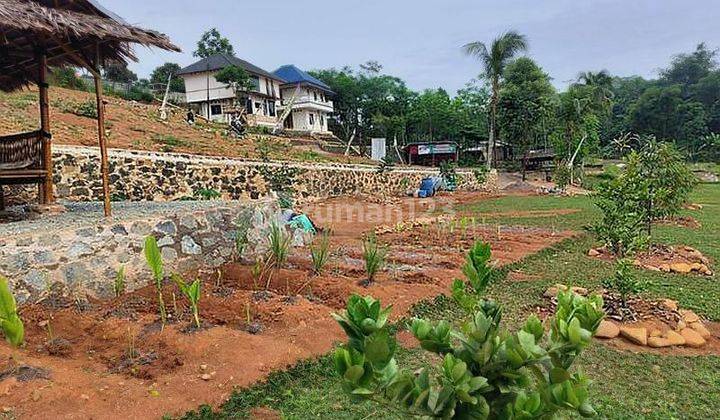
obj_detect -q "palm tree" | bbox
[575,70,615,115]
[463,31,529,169]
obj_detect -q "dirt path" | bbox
[0,192,573,419]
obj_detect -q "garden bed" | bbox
[588,244,713,276]
[0,195,570,419]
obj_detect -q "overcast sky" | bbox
[102,0,720,93]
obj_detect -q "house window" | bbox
[210,104,223,116]
[254,102,261,114]
[250,76,260,91]
[313,92,318,101]
[309,113,315,125]
[320,115,324,126]
[268,101,276,117]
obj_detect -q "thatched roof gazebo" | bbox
[0,0,180,216]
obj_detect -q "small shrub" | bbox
[268,223,291,269]
[193,188,221,200]
[114,266,126,298]
[310,230,332,275]
[332,243,606,419]
[450,241,494,312]
[362,232,387,283]
[553,161,571,190]
[50,67,88,90]
[439,160,457,185]
[603,259,644,306]
[0,276,24,347]
[234,209,254,261]
[375,158,395,174]
[472,166,488,185]
[144,236,167,329]
[172,274,202,328]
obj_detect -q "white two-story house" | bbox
[273,65,334,134]
[178,54,285,128]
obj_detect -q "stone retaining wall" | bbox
[0,200,278,303]
[44,146,495,203]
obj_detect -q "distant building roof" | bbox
[177,54,284,82]
[273,64,333,93]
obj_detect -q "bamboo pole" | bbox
[38,50,53,204]
[93,74,112,217]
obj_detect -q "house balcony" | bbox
[278,96,334,113]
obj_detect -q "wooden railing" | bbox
[0,130,45,171]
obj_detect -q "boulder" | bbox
[570,286,588,296]
[587,248,601,257]
[649,329,663,338]
[659,264,671,272]
[665,330,686,346]
[595,321,620,339]
[647,337,671,348]
[680,309,700,324]
[680,328,706,348]
[660,299,678,311]
[620,326,648,346]
[689,322,711,339]
[670,263,693,274]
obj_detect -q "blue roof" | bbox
[273,65,333,94]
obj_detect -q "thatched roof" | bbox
[0,0,181,91]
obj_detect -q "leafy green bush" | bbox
[144,236,167,328]
[193,188,221,200]
[439,161,457,185]
[553,161,571,190]
[50,67,88,90]
[332,242,605,419]
[362,233,387,283]
[0,276,24,347]
[310,230,332,275]
[472,166,489,185]
[603,259,644,306]
[589,175,649,257]
[450,241,494,313]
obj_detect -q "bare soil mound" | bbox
[588,244,713,276]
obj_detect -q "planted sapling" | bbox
[144,236,167,329]
[362,232,387,285]
[114,265,126,298]
[172,274,202,329]
[268,222,291,269]
[0,276,24,347]
[310,230,331,275]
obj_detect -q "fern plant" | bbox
[172,274,202,328]
[0,276,24,347]
[362,232,387,283]
[310,230,332,275]
[144,236,167,328]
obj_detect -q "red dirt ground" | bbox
[0,192,572,419]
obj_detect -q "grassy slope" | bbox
[181,184,720,419]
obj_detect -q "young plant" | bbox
[234,209,253,262]
[114,265,126,298]
[268,222,291,269]
[171,274,202,329]
[362,232,387,283]
[451,241,494,313]
[332,245,605,419]
[144,236,167,329]
[0,276,24,347]
[310,230,332,275]
[603,259,644,306]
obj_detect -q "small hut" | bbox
[0,0,180,216]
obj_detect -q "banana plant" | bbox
[0,276,24,347]
[144,236,167,328]
[172,274,202,328]
[332,241,605,419]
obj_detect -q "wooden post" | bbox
[93,75,112,217]
[38,51,53,204]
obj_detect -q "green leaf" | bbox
[144,236,163,285]
[0,276,23,347]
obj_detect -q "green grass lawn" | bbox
[181,184,720,419]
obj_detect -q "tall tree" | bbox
[103,61,137,84]
[215,65,254,103]
[150,62,185,93]
[498,57,556,179]
[194,28,234,58]
[575,70,615,115]
[463,31,528,169]
[660,42,718,89]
